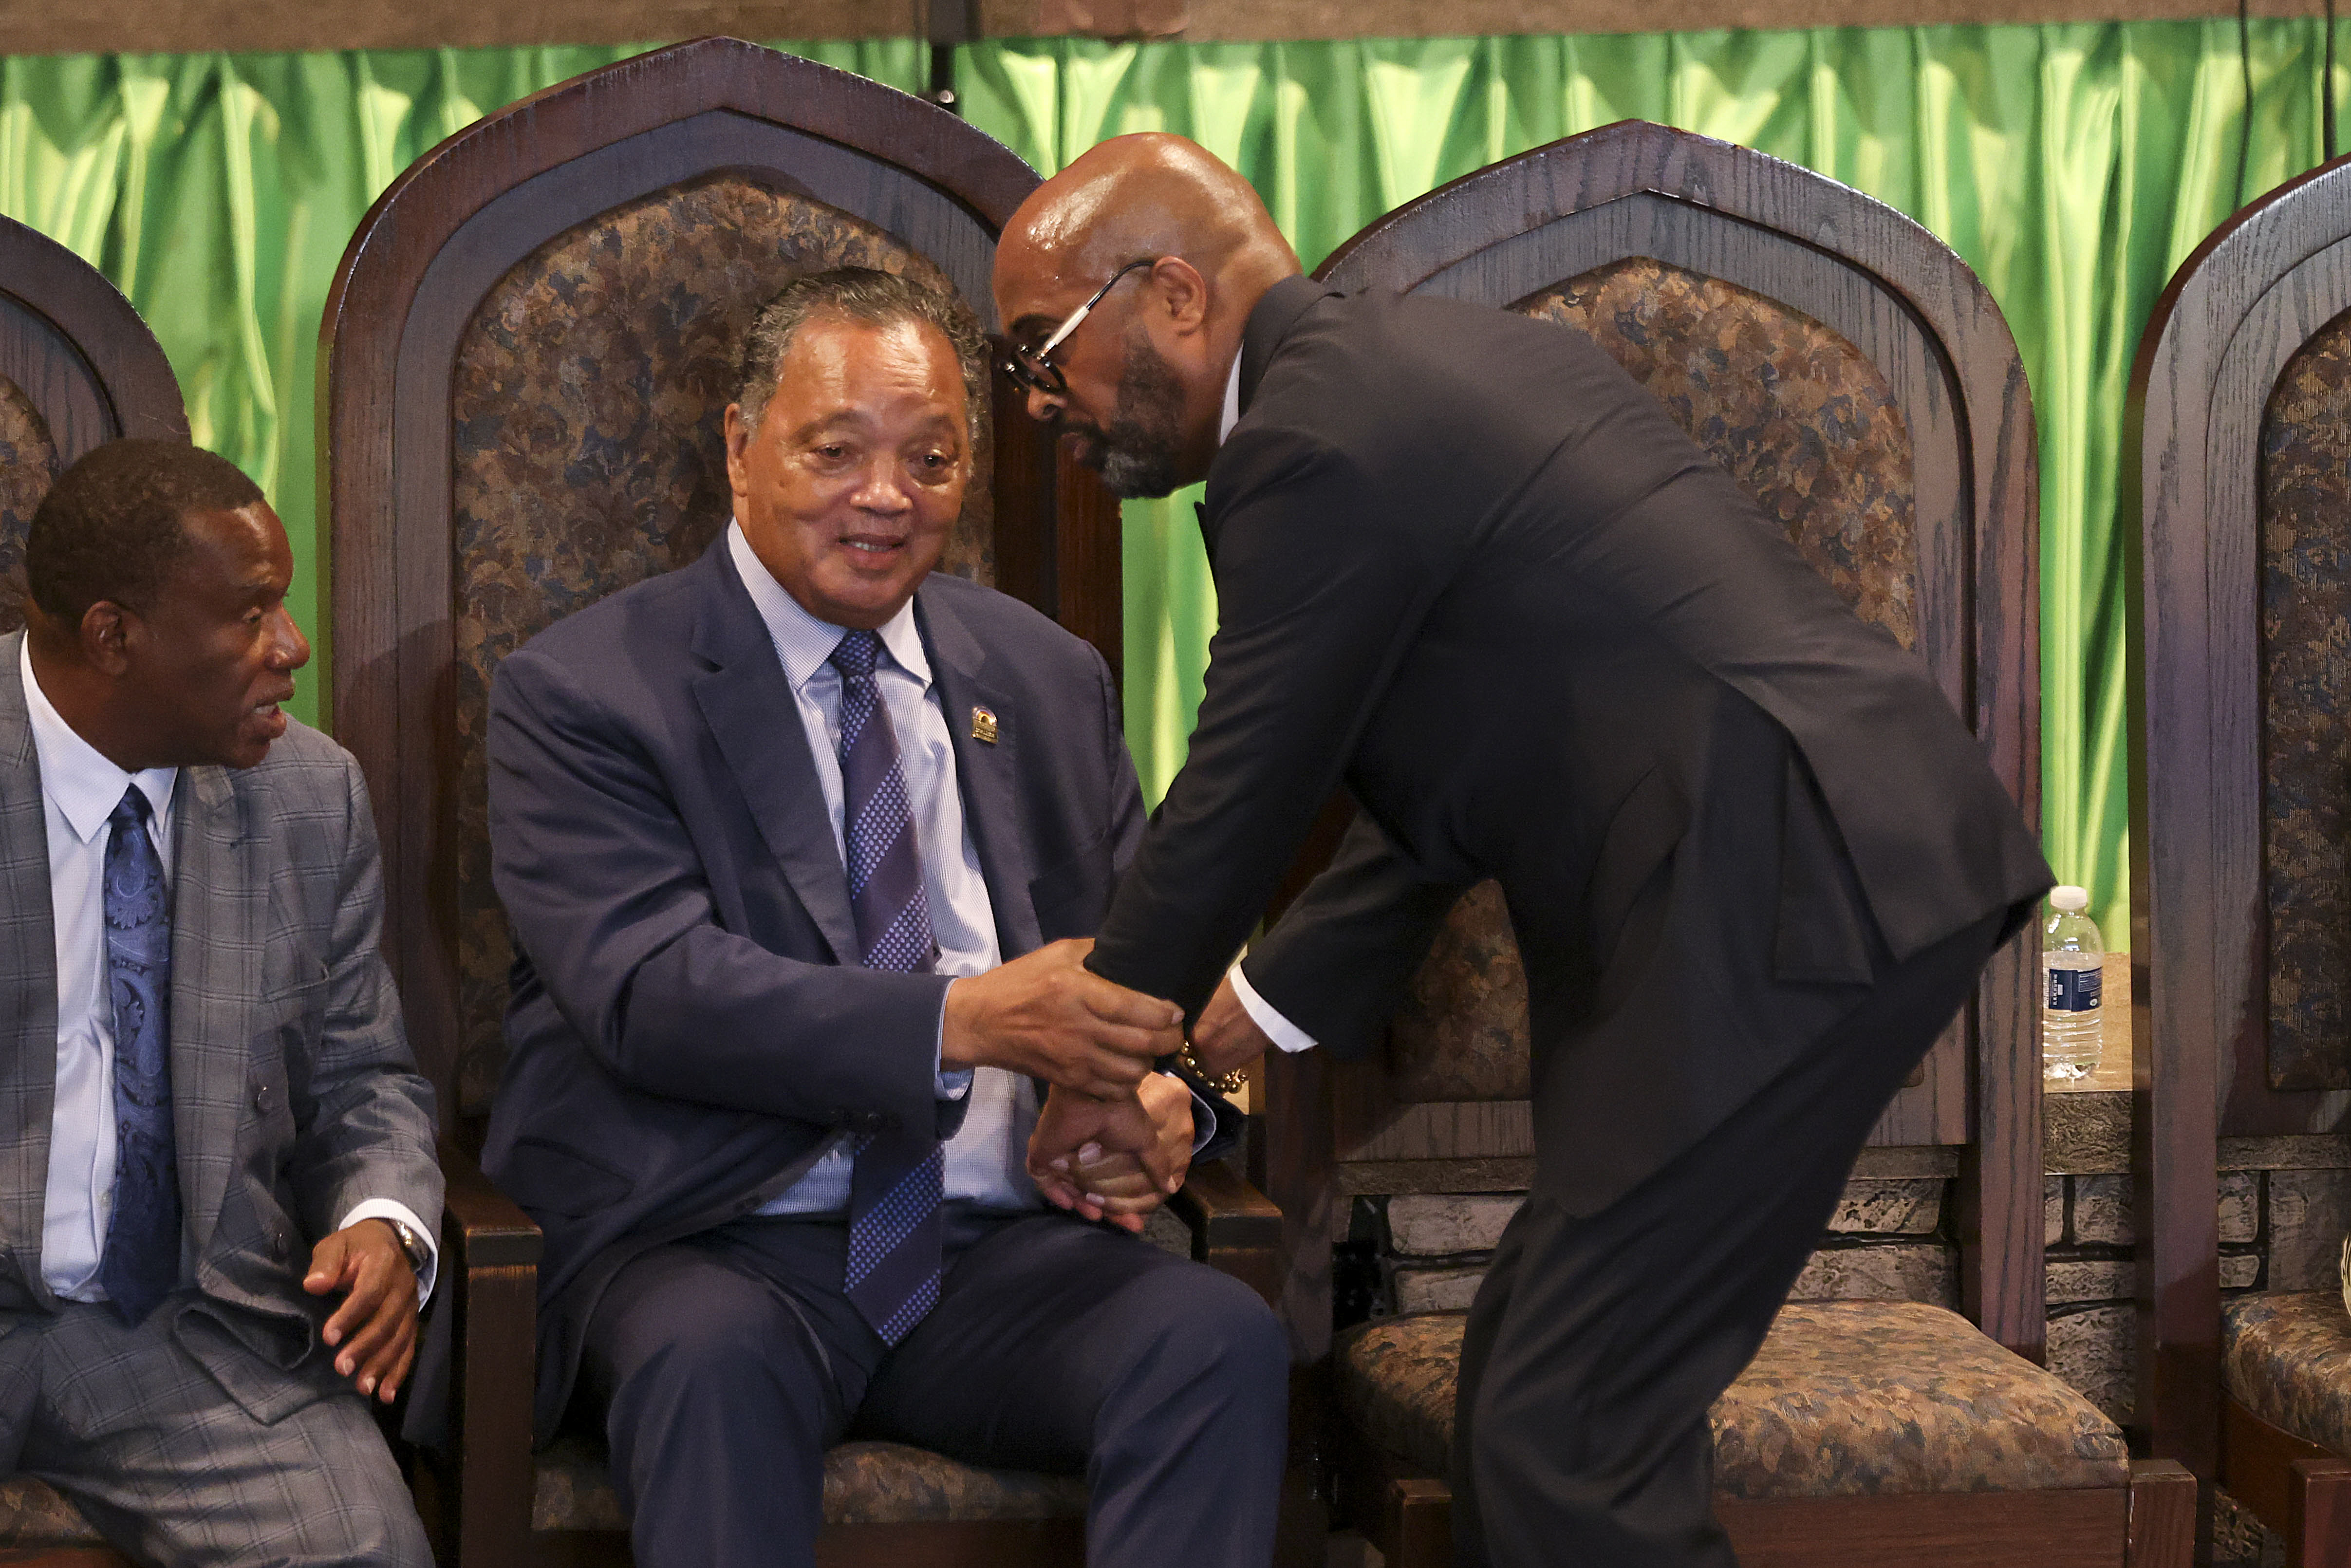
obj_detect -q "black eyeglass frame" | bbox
[1001,257,1161,399]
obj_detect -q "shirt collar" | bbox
[726,519,930,693]
[19,636,176,846]
[1216,348,1243,446]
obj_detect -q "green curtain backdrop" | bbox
[3,26,2344,941]
[0,39,923,728]
[963,22,2351,946]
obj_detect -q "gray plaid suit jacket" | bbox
[0,629,441,1422]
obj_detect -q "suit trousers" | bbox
[0,1294,430,1567]
[1449,909,2009,1568]
[581,1203,1289,1568]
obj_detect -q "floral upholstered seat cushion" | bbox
[2222,1290,2351,1457]
[0,1473,103,1544]
[532,1431,1089,1531]
[1337,1299,2130,1497]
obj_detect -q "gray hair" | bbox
[734,267,989,445]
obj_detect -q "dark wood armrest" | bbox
[431,1139,540,1568]
[439,1138,540,1271]
[1170,1160,1282,1307]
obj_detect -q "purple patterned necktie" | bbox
[830,631,946,1344]
[96,785,181,1325]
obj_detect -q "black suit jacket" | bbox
[1086,278,2052,1212]
[482,537,1225,1441]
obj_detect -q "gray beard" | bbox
[1088,333,1188,500]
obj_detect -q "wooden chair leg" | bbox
[1382,1476,1453,1568]
[2221,1392,2351,1568]
[2286,1453,2351,1568]
[2126,1458,2196,1568]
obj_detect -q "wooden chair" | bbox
[2129,148,2351,1568]
[1265,120,2193,1567]
[0,212,184,1568]
[318,36,1284,1568]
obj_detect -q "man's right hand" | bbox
[942,938,1182,1097]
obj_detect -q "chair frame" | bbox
[1269,119,2188,1568]
[0,214,186,467]
[2127,146,2351,1557]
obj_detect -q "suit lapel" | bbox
[688,544,860,965]
[0,634,58,1300]
[168,763,250,1259]
[917,591,1041,960]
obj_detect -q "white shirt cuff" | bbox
[1171,1072,1217,1157]
[338,1199,438,1306]
[1230,962,1316,1053]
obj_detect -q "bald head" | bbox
[993,135,1302,495]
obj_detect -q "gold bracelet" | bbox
[1176,1042,1249,1096]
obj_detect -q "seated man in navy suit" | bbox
[481,268,1287,1568]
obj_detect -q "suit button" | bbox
[271,1229,291,1260]
[253,1082,274,1114]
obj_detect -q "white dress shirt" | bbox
[728,523,1205,1216]
[1211,349,1318,1056]
[23,639,437,1302]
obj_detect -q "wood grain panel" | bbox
[8,0,2350,56]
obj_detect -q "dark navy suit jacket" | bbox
[481,536,1214,1442]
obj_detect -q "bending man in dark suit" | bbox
[482,267,1287,1568]
[994,138,2055,1568]
[2,439,442,1564]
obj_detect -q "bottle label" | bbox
[2047,966,2103,1012]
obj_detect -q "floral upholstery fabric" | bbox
[447,173,997,1113]
[1389,881,1530,1102]
[1381,262,1923,1107]
[0,374,57,635]
[2259,310,2351,1091]
[1337,1300,2129,1496]
[2223,1291,2351,1458]
[0,1475,101,1544]
[531,1431,1087,1531]
[1519,260,1920,652]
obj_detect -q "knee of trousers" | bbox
[599,1297,830,1443]
[1117,1267,1289,1412]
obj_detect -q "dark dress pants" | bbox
[1449,907,2009,1568]
[581,1204,1288,1568]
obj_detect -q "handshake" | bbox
[941,937,1271,1234]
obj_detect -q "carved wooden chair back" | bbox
[2130,148,2351,1542]
[321,37,1118,1136]
[0,215,186,632]
[1286,118,2044,1362]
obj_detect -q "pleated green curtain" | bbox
[4,28,2344,939]
[0,40,924,729]
[962,21,2351,944]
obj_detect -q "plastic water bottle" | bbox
[2043,886,2105,1082]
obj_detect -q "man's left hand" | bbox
[304,1218,419,1404]
[1028,1075,1194,1233]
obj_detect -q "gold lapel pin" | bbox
[970,707,1000,745]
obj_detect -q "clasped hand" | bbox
[1026,1074,1194,1232]
[941,937,1181,1098]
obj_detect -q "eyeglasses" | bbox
[1002,257,1160,399]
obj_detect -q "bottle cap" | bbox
[2050,885,2090,913]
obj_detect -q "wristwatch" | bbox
[383,1217,432,1277]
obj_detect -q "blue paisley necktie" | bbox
[96,784,181,1325]
[830,631,946,1345]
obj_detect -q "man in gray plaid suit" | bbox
[1,439,441,1565]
